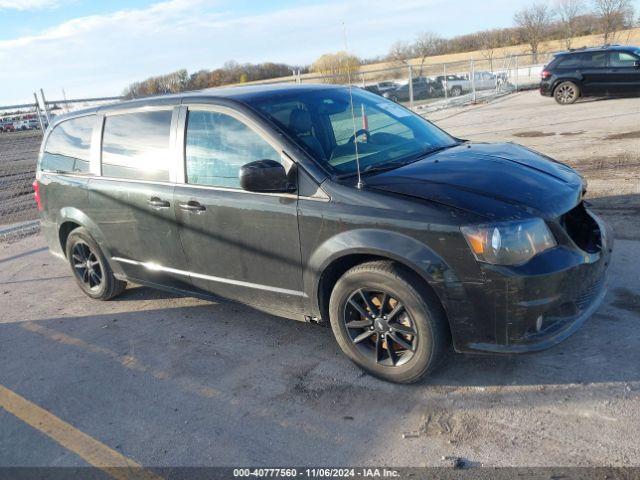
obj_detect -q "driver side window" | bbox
[185,110,280,188]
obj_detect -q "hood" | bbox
[366,142,584,220]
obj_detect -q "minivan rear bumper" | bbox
[458,210,612,354]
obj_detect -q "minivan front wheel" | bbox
[554,81,580,104]
[65,227,126,300]
[329,261,449,383]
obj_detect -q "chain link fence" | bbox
[287,52,553,113]
[0,96,121,235]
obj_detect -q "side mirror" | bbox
[239,159,295,193]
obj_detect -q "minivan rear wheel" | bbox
[554,81,580,104]
[329,260,449,383]
[65,227,126,300]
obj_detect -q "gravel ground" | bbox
[0,91,639,471]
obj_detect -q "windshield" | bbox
[247,87,458,176]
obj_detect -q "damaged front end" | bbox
[463,202,612,354]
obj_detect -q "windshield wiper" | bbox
[336,143,458,179]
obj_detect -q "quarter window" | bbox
[42,115,95,174]
[101,110,173,181]
[185,110,280,188]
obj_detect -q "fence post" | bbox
[515,55,519,91]
[361,73,365,88]
[443,63,448,100]
[33,93,45,132]
[408,64,414,110]
[470,59,476,103]
[39,89,51,124]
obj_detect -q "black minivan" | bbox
[35,84,611,383]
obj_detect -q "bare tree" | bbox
[593,0,635,43]
[413,32,445,76]
[479,29,508,71]
[556,0,584,48]
[514,3,555,63]
[387,41,414,66]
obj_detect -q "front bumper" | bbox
[458,211,612,354]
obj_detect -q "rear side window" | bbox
[101,110,173,182]
[185,110,280,188]
[41,115,95,174]
[581,52,606,68]
[554,55,581,68]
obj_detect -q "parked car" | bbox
[14,120,35,131]
[376,81,400,94]
[382,76,443,102]
[34,84,611,383]
[1,121,15,132]
[363,84,380,95]
[437,71,499,97]
[541,44,640,104]
[435,74,468,96]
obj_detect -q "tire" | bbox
[329,260,450,384]
[554,81,580,105]
[65,227,126,300]
[450,86,462,97]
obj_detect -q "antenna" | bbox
[62,89,69,113]
[342,22,364,190]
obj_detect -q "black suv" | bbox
[541,45,640,104]
[34,84,611,383]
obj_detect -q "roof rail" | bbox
[601,44,621,48]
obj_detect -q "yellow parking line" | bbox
[0,384,162,480]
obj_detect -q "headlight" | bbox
[461,218,556,266]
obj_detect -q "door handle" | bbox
[179,201,206,213]
[147,197,170,209]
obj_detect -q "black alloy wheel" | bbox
[71,240,103,291]
[329,260,449,383]
[343,288,418,367]
[65,227,126,300]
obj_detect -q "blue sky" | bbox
[1,0,638,105]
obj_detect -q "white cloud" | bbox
[0,0,60,10]
[0,0,545,104]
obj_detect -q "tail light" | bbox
[32,179,43,211]
[541,70,551,80]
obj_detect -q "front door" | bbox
[607,51,640,94]
[174,106,305,315]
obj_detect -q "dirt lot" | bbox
[0,91,639,471]
[0,130,42,226]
